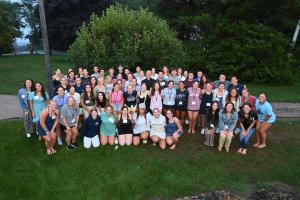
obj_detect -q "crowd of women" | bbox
[18,65,276,155]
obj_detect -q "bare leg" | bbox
[159,139,166,150]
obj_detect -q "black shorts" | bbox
[133,133,141,137]
[61,124,75,131]
[163,104,175,110]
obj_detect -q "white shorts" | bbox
[83,135,100,149]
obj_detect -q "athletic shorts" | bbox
[83,135,100,149]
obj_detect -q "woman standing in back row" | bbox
[18,79,34,138]
[187,81,202,134]
[28,82,50,140]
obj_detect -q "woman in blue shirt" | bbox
[28,82,50,140]
[253,92,276,149]
[18,79,34,138]
[162,80,176,113]
[83,108,102,149]
[217,101,238,152]
[53,86,68,145]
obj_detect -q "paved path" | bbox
[0,94,300,120]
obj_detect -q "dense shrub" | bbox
[69,4,184,70]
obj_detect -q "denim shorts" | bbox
[112,103,122,112]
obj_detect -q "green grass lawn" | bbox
[0,54,300,102]
[0,120,299,199]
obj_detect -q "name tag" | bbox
[21,95,26,99]
[161,82,165,86]
[85,100,90,104]
[224,125,229,130]
[95,122,99,126]
[192,101,196,105]
[210,124,214,128]
[71,119,76,123]
[34,96,39,100]
[178,101,183,105]
[123,119,128,123]
[52,115,56,120]
[108,117,114,123]
[206,103,211,107]
[215,97,220,101]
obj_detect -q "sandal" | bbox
[237,148,242,154]
[257,144,266,149]
[253,143,259,148]
[51,149,56,154]
[241,149,247,155]
[170,144,176,150]
[47,150,52,155]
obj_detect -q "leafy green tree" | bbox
[69,4,184,69]
[20,0,40,54]
[0,0,23,55]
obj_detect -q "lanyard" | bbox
[113,91,119,103]
[192,88,197,101]
[168,88,173,103]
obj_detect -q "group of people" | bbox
[18,65,276,155]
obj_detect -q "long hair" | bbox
[206,101,219,122]
[223,101,235,114]
[165,109,175,123]
[34,82,47,100]
[227,87,239,102]
[83,84,95,102]
[150,82,161,97]
[96,91,107,108]
[23,79,35,91]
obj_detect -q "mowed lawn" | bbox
[0,54,300,102]
[0,120,299,200]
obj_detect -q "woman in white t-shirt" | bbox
[149,108,166,150]
[132,104,150,146]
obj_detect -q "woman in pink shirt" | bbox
[109,83,123,113]
[187,81,202,134]
[241,88,256,110]
[150,82,163,112]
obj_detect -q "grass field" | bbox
[0,119,299,199]
[0,54,300,102]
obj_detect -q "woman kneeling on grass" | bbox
[83,108,102,149]
[60,96,80,150]
[132,104,150,146]
[117,106,133,146]
[100,105,117,145]
[253,92,276,149]
[204,101,219,147]
[217,101,238,152]
[238,103,257,155]
[37,100,59,155]
[165,109,183,150]
[149,108,166,150]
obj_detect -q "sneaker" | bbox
[57,137,63,145]
[71,143,77,148]
[26,133,31,138]
[142,140,148,144]
[66,144,74,151]
[201,129,205,134]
